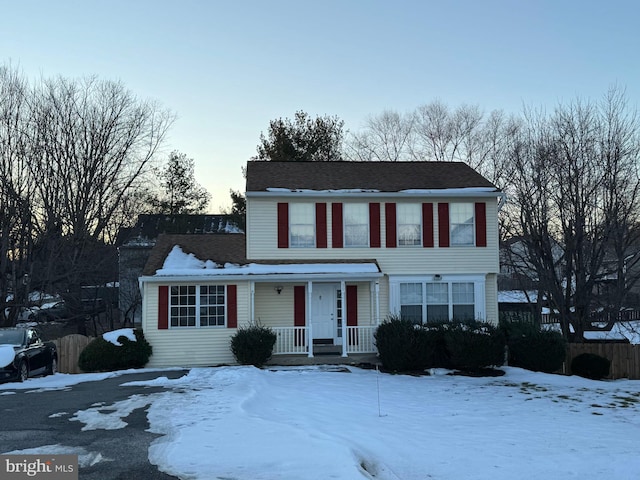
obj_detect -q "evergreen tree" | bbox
[255,111,344,162]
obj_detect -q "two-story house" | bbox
[138,161,505,367]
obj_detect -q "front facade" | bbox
[139,161,505,367]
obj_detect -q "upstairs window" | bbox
[290,203,315,247]
[450,203,474,246]
[344,203,369,247]
[397,204,421,246]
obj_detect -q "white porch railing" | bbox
[346,326,377,354]
[271,325,377,356]
[272,326,312,356]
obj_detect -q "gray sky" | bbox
[3,0,639,210]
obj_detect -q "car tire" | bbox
[46,356,58,376]
[18,361,28,382]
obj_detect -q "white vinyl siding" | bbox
[142,282,249,367]
[246,197,499,274]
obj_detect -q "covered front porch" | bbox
[246,264,383,359]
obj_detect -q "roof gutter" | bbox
[246,189,502,199]
[140,271,384,284]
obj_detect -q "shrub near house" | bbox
[79,328,152,372]
[375,318,504,373]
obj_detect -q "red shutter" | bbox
[158,285,169,329]
[294,285,306,346]
[332,203,343,248]
[347,285,358,345]
[475,202,487,247]
[422,203,434,247]
[277,203,289,248]
[316,203,327,248]
[369,203,381,248]
[227,285,237,328]
[438,203,450,248]
[385,203,397,248]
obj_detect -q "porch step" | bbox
[313,345,343,356]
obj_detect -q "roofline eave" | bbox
[140,272,384,284]
[245,189,502,199]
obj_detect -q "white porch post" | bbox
[341,280,347,357]
[307,281,314,358]
[250,281,255,324]
[375,280,380,325]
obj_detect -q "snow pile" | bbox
[0,345,15,368]
[102,328,136,346]
[156,245,379,276]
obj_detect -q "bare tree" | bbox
[22,75,173,327]
[0,66,36,325]
[504,89,640,340]
[345,110,415,162]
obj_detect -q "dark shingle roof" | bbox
[245,161,497,192]
[143,233,380,276]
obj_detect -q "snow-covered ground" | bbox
[3,366,640,479]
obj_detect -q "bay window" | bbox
[392,276,484,324]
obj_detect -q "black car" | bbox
[0,327,58,382]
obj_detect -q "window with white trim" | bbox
[170,285,227,327]
[400,283,422,324]
[426,283,448,322]
[344,203,369,247]
[397,203,421,246]
[395,279,480,324]
[290,203,315,247]
[450,203,474,246]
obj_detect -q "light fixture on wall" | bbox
[275,285,283,295]
[433,274,442,281]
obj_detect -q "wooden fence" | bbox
[53,334,94,374]
[565,343,640,380]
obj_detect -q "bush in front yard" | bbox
[506,324,567,373]
[79,329,152,372]
[230,323,277,367]
[374,316,432,372]
[571,352,611,380]
[444,321,505,372]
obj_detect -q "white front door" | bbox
[311,283,337,340]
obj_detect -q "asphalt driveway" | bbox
[0,369,189,480]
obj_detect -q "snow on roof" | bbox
[155,245,380,276]
[266,188,381,193]
[263,187,499,195]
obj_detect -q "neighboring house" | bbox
[118,214,241,325]
[139,161,505,367]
